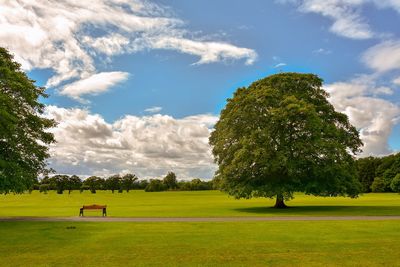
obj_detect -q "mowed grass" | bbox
[1,190,400,217]
[0,221,399,266]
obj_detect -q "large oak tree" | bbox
[209,73,363,208]
[0,47,55,193]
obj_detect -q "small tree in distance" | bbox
[107,174,122,193]
[145,179,166,192]
[122,173,138,192]
[163,172,178,190]
[84,176,103,194]
[209,73,363,208]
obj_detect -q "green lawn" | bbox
[1,190,400,217]
[0,221,399,266]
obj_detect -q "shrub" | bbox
[390,174,400,192]
[80,185,90,193]
[370,177,386,192]
[145,179,167,192]
[39,184,49,194]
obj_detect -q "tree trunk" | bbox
[274,194,288,208]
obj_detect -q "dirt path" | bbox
[1,216,400,222]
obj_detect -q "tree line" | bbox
[34,171,214,194]
[356,153,400,193]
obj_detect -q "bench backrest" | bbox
[82,205,106,209]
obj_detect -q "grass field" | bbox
[2,191,400,266]
[0,220,399,266]
[1,190,400,217]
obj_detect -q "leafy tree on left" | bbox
[0,47,56,193]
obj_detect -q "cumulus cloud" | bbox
[45,106,218,179]
[362,40,400,73]
[0,0,257,96]
[325,76,400,156]
[277,1,400,155]
[60,72,130,103]
[144,106,162,113]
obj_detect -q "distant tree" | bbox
[390,174,400,193]
[106,175,122,193]
[51,175,69,194]
[66,175,82,194]
[84,176,103,194]
[376,154,397,178]
[0,47,56,193]
[80,185,90,193]
[163,172,178,190]
[39,184,49,194]
[356,157,381,192]
[371,177,386,192]
[138,180,149,190]
[145,179,166,192]
[177,179,213,191]
[122,173,138,192]
[209,73,363,208]
[382,158,400,191]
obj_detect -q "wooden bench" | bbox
[79,204,107,217]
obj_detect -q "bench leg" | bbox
[103,208,107,217]
[79,208,83,216]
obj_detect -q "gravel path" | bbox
[1,216,400,222]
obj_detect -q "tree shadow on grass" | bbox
[234,205,400,216]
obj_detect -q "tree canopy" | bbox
[356,153,400,193]
[209,73,363,207]
[0,47,55,193]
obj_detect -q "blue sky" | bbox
[2,0,400,178]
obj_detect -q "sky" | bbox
[1,0,400,179]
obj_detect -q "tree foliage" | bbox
[0,47,56,193]
[163,171,178,190]
[122,173,138,192]
[355,157,382,192]
[105,175,121,193]
[84,176,104,193]
[371,177,386,192]
[209,73,363,207]
[145,179,166,192]
[356,153,400,193]
[390,174,400,193]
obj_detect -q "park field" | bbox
[0,220,400,266]
[1,190,400,217]
[2,191,400,266]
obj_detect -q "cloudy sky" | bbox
[2,0,400,179]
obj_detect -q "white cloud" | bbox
[150,37,257,65]
[144,107,163,113]
[313,48,332,55]
[0,0,257,94]
[362,40,400,73]
[325,76,400,156]
[45,106,218,179]
[274,63,287,68]
[279,0,400,40]
[60,72,129,103]
[394,77,400,85]
[282,0,374,39]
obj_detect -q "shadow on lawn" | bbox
[234,205,400,215]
